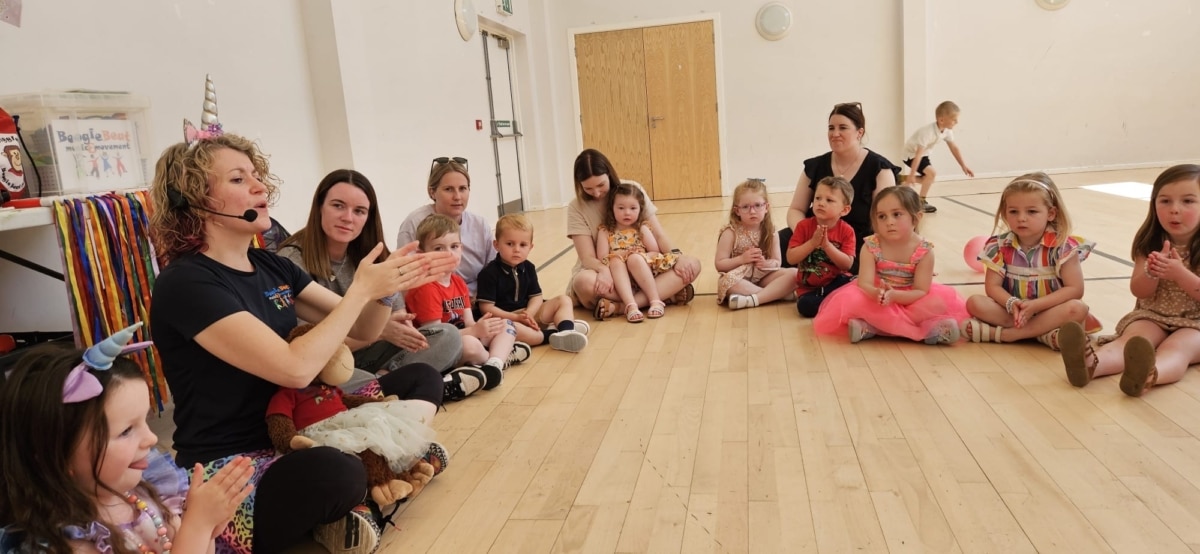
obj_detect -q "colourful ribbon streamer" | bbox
[52,192,167,411]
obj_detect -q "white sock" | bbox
[485,357,504,369]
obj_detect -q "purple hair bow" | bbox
[62,322,153,404]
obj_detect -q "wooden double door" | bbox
[575,20,721,200]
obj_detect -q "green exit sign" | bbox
[497,0,513,16]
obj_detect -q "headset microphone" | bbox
[194,205,259,222]
[166,186,259,222]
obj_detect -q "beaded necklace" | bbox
[121,491,172,554]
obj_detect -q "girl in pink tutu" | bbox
[814,186,967,344]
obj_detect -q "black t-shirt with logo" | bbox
[151,249,313,466]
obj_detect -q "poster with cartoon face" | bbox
[0,133,25,197]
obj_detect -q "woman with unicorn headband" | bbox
[147,76,457,553]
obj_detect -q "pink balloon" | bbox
[963,236,988,272]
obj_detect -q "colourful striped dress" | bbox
[978,231,1094,300]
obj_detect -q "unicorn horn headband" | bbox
[183,74,224,146]
[62,322,154,403]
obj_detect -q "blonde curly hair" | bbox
[149,135,280,265]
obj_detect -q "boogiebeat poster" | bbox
[50,118,143,193]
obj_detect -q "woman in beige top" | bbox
[567,149,701,318]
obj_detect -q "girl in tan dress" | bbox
[1060,164,1200,396]
[715,179,798,309]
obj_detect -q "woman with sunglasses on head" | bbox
[148,136,456,553]
[278,169,482,398]
[396,157,498,299]
[568,149,701,319]
[781,102,900,274]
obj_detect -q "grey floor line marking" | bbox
[941,197,1134,268]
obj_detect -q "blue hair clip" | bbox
[62,322,153,404]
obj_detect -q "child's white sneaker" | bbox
[506,341,532,367]
[728,294,759,310]
[549,329,588,353]
[848,319,877,343]
[923,319,960,345]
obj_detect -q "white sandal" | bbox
[962,318,1002,343]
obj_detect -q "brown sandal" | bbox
[593,298,619,320]
[667,283,695,306]
[1060,322,1098,387]
[1120,336,1158,397]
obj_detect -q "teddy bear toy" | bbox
[266,324,438,506]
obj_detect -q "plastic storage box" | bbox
[0,91,151,197]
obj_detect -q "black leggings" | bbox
[796,274,853,318]
[252,363,442,551]
[253,447,367,553]
[378,362,443,405]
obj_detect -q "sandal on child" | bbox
[667,283,695,306]
[962,318,1002,343]
[1036,328,1061,351]
[1120,336,1158,397]
[594,298,619,320]
[647,301,666,319]
[1059,321,1098,387]
[625,303,645,323]
[1084,313,1104,335]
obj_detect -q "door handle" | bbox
[649,115,665,128]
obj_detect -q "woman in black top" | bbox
[149,135,454,553]
[782,102,900,274]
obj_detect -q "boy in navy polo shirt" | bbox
[477,214,589,353]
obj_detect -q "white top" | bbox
[396,204,497,296]
[902,122,955,159]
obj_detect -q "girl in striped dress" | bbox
[961,172,1097,349]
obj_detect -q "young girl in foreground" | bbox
[1060,164,1200,396]
[715,179,798,309]
[596,182,678,322]
[814,186,967,344]
[963,172,1097,349]
[0,325,253,554]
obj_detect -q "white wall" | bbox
[547,0,905,194]
[924,0,1200,177]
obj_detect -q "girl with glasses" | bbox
[715,179,798,309]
